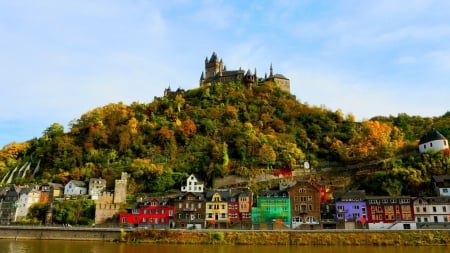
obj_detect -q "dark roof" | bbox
[419,129,447,144]
[432,175,450,183]
[334,190,366,201]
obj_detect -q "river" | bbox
[0,240,448,253]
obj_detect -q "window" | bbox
[423,207,427,212]
[443,189,448,193]
[430,142,433,147]
[443,206,447,212]
[417,217,421,222]
[433,206,437,212]
[292,216,302,223]
[337,205,344,211]
[416,207,420,213]
[434,216,438,222]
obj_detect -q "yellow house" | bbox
[205,190,229,228]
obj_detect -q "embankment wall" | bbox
[0,226,121,241]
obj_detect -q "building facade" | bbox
[181,174,204,193]
[287,181,321,229]
[251,189,290,229]
[366,196,415,229]
[418,128,449,153]
[119,198,174,228]
[334,190,367,229]
[173,192,206,229]
[199,52,290,93]
[205,191,229,228]
[413,197,450,228]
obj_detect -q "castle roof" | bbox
[419,129,447,144]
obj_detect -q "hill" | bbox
[0,81,449,196]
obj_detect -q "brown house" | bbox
[287,180,322,229]
[173,192,205,229]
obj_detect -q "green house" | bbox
[251,190,291,227]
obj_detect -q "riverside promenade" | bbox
[0,225,123,241]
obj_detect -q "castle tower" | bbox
[205,52,224,79]
[113,172,128,204]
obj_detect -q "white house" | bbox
[433,175,450,197]
[413,197,450,224]
[181,174,204,193]
[418,129,449,153]
[64,180,87,195]
[15,187,41,221]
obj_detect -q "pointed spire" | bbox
[270,63,273,77]
[200,72,204,81]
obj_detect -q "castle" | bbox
[199,52,290,93]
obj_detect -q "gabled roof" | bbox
[419,129,448,144]
[67,180,86,187]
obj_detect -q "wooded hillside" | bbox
[1,82,449,196]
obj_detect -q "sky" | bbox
[1,0,450,148]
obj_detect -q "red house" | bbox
[119,198,174,228]
[227,189,253,229]
[366,196,414,229]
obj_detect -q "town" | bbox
[0,53,449,231]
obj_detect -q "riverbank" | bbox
[123,229,450,246]
[1,226,449,246]
[0,226,121,241]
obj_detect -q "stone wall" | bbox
[0,226,122,241]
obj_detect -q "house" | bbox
[366,196,415,229]
[229,189,253,229]
[432,175,450,197]
[287,180,322,229]
[64,180,87,195]
[89,177,107,200]
[119,198,174,228]
[173,192,205,229]
[39,183,64,203]
[251,189,290,230]
[418,128,449,153]
[181,174,204,193]
[0,185,21,224]
[334,190,367,229]
[413,197,450,229]
[205,190,229,228]
[15,187,41,221]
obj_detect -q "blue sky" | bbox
[1,0,450,148]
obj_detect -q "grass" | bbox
[123,229,450,246]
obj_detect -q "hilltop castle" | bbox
[199,52,290,93]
